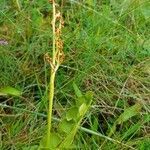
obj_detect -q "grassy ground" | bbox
[0,0,150,149]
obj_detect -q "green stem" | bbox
[47,71,56,147]
[46,0,56,147]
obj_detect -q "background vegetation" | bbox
[0,0,150,149]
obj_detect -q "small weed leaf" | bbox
[122,114,150,140]
[121,122,141,140]
[0,86,22,96]
[109,103,142,137]
[117,103,142,124]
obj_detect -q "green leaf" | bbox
[0,86,22,96]
[85,91,93,105]
[76,96,85,106]
[58,90,94,149]
[117,103,142,124]
[38,135,48,150]
[79,103,87,116]
[66,107,79,121]
[59,119,75,134]
[38,133,61,150]
[73,82,82,98]
[49,133,61,148]
[75,91,93,107]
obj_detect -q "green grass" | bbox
[0,0,150,149]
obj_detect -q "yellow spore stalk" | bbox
[46,0,64,147]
